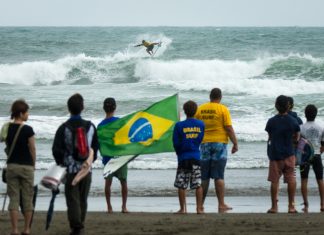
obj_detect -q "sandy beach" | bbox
[1,211,324,235]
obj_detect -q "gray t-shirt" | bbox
[300,121,324,155]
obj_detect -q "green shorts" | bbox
[7,164,34,211]
[106,164,128,181]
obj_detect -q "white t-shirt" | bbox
[300,121,324,155]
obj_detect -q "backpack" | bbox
[295,137,314,166]
[65,120,91,162]
[0,122,10,142]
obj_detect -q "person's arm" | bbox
[321,130,324,153]
[172,124,181,155]
[225,125,238,154]
[134,43,143,47]
[90,124,99,162]
[28,135,36,168]
[52,125,65,165]
[293,132,300,145]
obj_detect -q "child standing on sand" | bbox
[299,104,324,212]
[265,95,300,213]
[172,100,205,214]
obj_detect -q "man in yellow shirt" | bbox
[135,40,160,56]
[195,88,238,212]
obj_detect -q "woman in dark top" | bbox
[5,99,36,235]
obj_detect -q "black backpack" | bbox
[65,120,91,162]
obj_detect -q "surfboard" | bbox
[295,137,314,165]
[103,155,138,178]
[151,42,162,57]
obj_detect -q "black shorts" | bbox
[300,154,323,180]
[147,45,154,51]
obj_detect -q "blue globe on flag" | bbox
[128,118,153,143]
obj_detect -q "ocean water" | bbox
[1,27,324,197]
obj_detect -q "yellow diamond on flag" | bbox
[113,111,174,146]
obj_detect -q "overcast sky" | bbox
[1,0,324,27]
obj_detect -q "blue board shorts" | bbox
[200,142,228,180]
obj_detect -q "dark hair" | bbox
[183,100,198,118]
[287,96,294,110]
[11,99,29,119]
[67,93,84,115]
[305,104,317,121]
[103,97,116,113]
[275,95,289,114]
[210,88,222,101]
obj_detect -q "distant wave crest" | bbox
[1,51,323,97]
[135,53,324,96]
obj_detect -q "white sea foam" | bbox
[1,46,322,98]
[0,35,172,85]
[0,116,103,140]
[135,53,324,96]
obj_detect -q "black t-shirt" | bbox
[6,123,35,166]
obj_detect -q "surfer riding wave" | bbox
[135,40,161,56]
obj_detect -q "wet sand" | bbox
[1,211,324,235]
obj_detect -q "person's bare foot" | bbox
[301,202,309,213]
[218,204,232,213]
[288,205,298,213]
[320,203,324,212]
[267,208,278,213]
[288,209,298,213]
[107,207,113,213]
[122,208,129,213]
[174,209,187,214]
[197,209,205,214]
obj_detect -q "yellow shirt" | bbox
[143,41,151,47]
[195,102,232,143]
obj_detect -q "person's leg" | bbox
[105,178,113,213]
[215,179,232,212]
[196,186,204,214]
[146,48,152,55]
[79,173,91,224]
[200,143,211,205]
[316,179,324,211]
[174,167,188,214]
[267,159,283,213]
[7,164,22,234]
[283,156,297,213]
[201,179,210,203]
[268,181,279,213]
[190,163,204,214]
[65,173,83,233]
[22,211,33,234]
[20,165,35,234]
[9,210,19,234]
[120,180,128,213]
[312,155,324,211]
[177,189,187,213]
[211,157,231,212]
[287,180,297,213]
[300,163,310,212]
[301,178,309,212]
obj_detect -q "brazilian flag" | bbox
[97,94,179,156]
